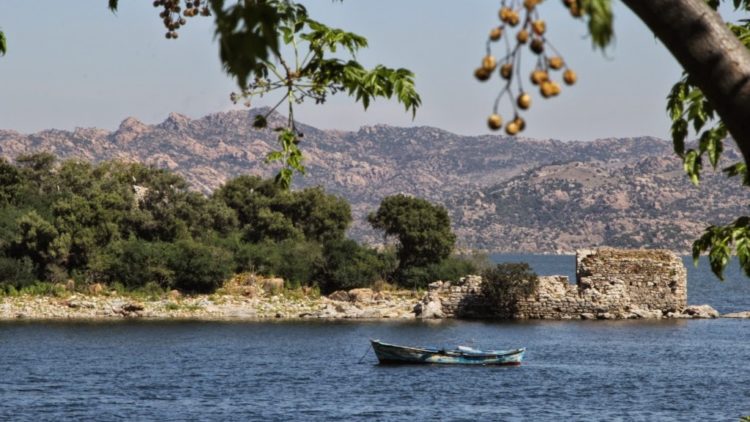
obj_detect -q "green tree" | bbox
[88,239,174,289]
[0,257,36,290]
[0,158,22,205]
[215,176,351,243]
[274,187,351,243]
[368,194,456,271]
[9,211,64,279]
[166,239,234,293]
[8,0,750,281]
[316,239,392,293]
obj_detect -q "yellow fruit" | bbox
[530,69,548,85]
[499,7,512,22]
[540,80,555,98]
[487,114,503,130]
[549,81,562,95]
[563,69,577,85]
[489,27,502,41]
[532,20,546,35]
[474,67,491,82]
[530,38,544,54]
[517,93,532,110]
[482,55,497,72]
[500,63,513,79]
[514,117,526,132]
[508,12,520,26]
[506,121,520,135]
[524,0,541,9]
[517,29,529,44]
[548,56,564,70]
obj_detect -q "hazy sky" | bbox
[0,1,693,140]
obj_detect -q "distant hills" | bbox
[1,108,748,253]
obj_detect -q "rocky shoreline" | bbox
[0,287,420,322]
[0,287,744,322]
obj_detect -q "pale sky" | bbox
[0,1,700,140]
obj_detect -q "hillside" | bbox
[1,108,747,253]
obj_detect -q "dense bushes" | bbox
[0,257,36,289]
[316,239,395,293]
[395,256,480,289]
[167,240,234,293]
[234,239,322,287]
[88,239,172,289]
[88,239,233,293]
[0,155,482,296]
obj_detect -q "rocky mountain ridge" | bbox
[1,108,748,253]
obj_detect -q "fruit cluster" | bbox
[152,0,210,39]
[475,0,577,135]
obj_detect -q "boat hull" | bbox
[371,340,524,365]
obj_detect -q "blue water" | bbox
[2,255,750,420]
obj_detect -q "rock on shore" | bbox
[0,287,419,321]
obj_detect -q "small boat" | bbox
[370,339,525,365]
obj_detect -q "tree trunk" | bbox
[622,0,750,163]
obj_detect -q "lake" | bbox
[1,255,749,420]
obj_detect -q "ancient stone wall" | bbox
[418,248,687,320]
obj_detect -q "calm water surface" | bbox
[1,255,750,421]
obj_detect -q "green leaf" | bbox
[300,19,368,55]
[723,162,750,185]
[253,115,268,129]
[693,216,750,280]
[265,151,284,163]
[580,0,614,50]
[210,0,307,88]
[683,149,702,186]
[670,118,687,156]
[274,168,294,190]
[666,81,687,121]
[0,30,6,56]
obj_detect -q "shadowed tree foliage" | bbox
[368,194,457,287]
[0,155,410,294]
[316,239,395,293]
[214,175,351,244]
[3,1,750,278]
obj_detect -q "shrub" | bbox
[235,239,322,288]
[396,265,430,290]
[393,255,479,290]
[481,262,539,318]
[166,239,234,293]
[316,239,392,293]
[426,256,478,284]
[234,240,282,275]
[130,281,166,300]
[0,256,36,289]
[18,281,66,297]
[88,239,173,289]
[275,240,323,288]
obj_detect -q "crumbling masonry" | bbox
[419,248,687,320]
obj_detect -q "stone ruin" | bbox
[416,248,690,320]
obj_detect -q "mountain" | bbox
[1,108,748,253]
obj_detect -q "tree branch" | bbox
[622,0,750,163]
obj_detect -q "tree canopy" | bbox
[368,194,456,270]
[3,0,750,278]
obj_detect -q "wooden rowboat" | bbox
[370,339,525,365]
